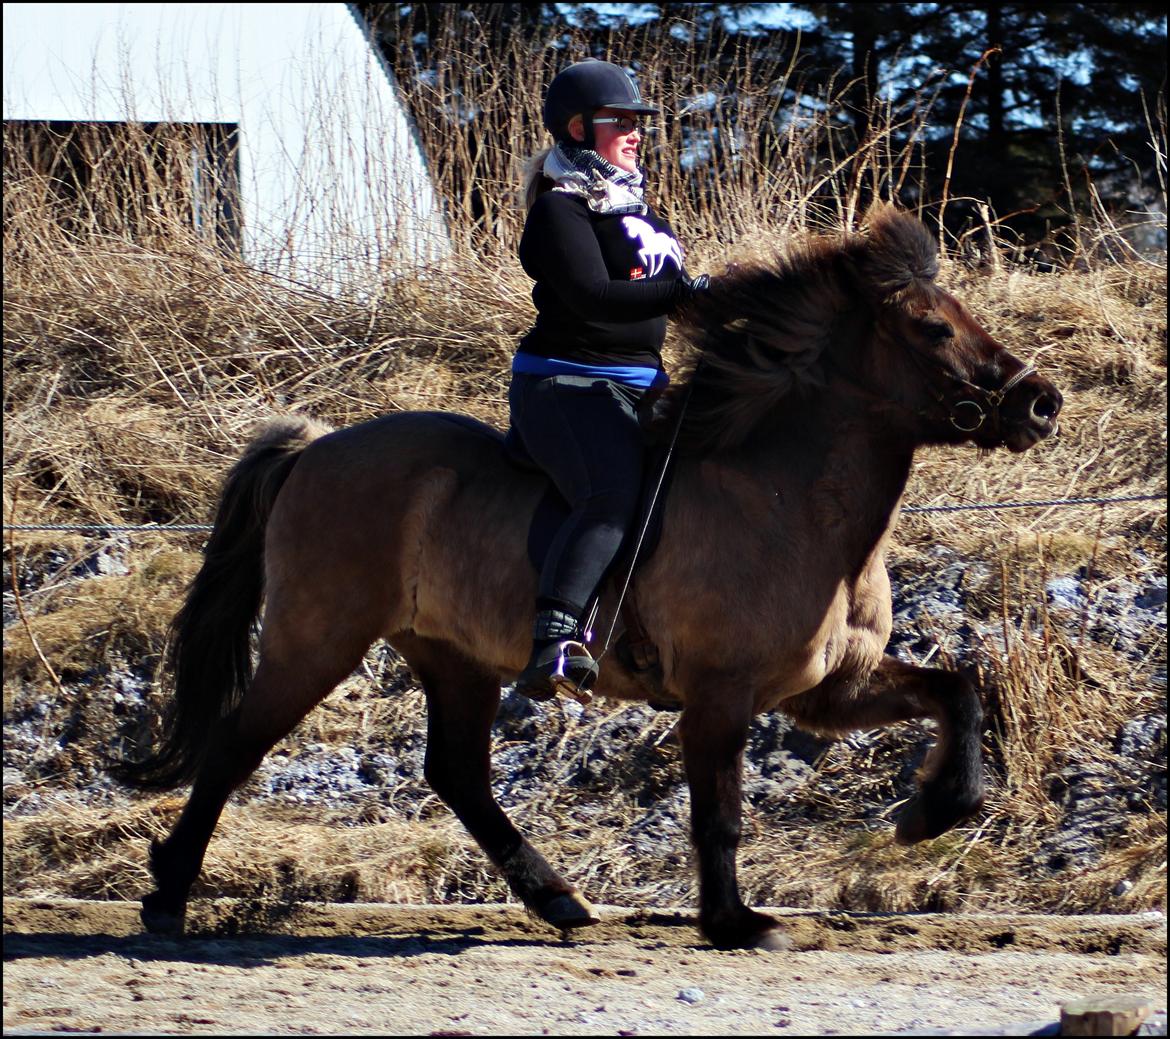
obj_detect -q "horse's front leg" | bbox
[782,656,985,844]
[886,660,985,845]
[679,685,789,950]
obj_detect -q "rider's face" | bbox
[569,108,643,173]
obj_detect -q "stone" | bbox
[1060,995,1154,1036]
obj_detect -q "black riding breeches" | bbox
[508,372,649,621]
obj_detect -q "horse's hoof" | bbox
[141,892,186,936]
[753,928,793,952]
[894,797,930,845]
[703,908,781,950]
[895,788,984,846]
[538,891,600,930]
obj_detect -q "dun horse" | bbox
[117,206,1062,950]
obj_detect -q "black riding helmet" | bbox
[543,58,658,148]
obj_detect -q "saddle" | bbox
[503,426,673,692]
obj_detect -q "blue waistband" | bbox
[512,352,669,390]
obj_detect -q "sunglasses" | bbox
[592,115,644,134]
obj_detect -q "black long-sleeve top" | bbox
[517,190,689,369]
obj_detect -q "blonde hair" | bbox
[522,146,556,211]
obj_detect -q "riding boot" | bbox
[515,608,598,703]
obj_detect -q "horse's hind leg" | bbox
[142,647,368,935]
[398,635,598,931]
[781,656,985,845]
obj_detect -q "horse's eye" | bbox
[920,317,954,342]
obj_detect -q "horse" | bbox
[115,204,1062,951]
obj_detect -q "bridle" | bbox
[901,341,1037,436]
[825,329,1039,446]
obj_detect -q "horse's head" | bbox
[849,205,1063,453]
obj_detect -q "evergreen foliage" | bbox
[359,2,1166,250]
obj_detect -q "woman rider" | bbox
[510,58,709,701]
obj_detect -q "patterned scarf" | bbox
[543,142,647,215]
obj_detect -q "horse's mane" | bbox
[664,204,939,451]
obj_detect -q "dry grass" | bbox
[3,31,1166,918]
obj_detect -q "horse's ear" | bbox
[851,203,939,304]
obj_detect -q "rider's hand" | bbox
[677,273,712,308]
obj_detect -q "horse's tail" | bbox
[113,415,332,789]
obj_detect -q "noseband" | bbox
[902,342,1036,436]
[823,326,1040,444]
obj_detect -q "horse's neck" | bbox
[735,389,917,565]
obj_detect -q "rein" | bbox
[583,320,1037,661]
[584,363,701,660]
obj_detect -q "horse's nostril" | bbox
[1032,392,1061,421]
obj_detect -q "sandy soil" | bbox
[3,899,1166,1036]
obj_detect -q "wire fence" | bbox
[2,492,1163,536]
[900,492,1164,515]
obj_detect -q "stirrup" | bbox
[515,640,598,705]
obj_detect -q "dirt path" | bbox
[4,899,1166,1036]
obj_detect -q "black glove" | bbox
[677,273,711,306]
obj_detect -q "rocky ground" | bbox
[4,899,1167,1036]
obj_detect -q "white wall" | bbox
[2,2,450,287]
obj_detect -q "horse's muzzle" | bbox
[1001,375,1063,452]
